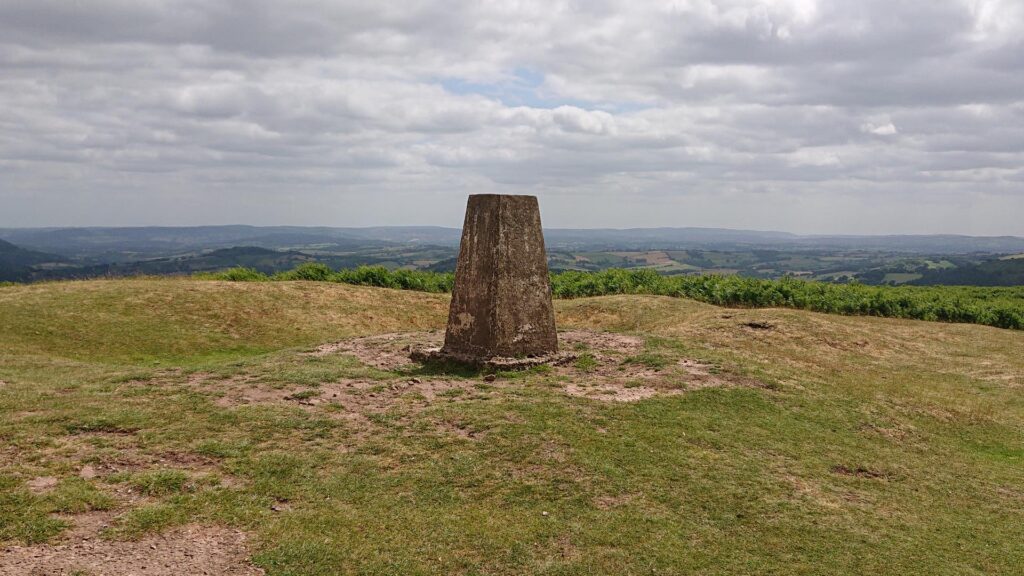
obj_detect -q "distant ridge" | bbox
[0,239,67,281]
[2,225,1022,256]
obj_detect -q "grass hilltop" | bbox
[1,278,1022,574]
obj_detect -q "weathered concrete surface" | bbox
[441,194,558,359]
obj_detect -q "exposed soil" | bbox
[311,331,444,370]
[593,493,637,510]
[831,465,890,479]
[26,476,58,494]
[558,330,644,354]
[3,435,253,575]
[312,329,638,371]
[213,376,487,424]
[563,383,668,402]
[45,432,229,481]
[297,329,759,404]
[0,523,263,575]
[556,330,756,401]
[410,347,577,370]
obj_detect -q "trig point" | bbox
[424,194,559,366]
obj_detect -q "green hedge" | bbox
[201,265,1024,330]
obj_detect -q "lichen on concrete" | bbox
[437,194,558,361]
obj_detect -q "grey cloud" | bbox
[0,0,1021,234]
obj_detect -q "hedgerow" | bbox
[201,265,1024,330]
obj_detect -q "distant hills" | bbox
[3,225,1024,258]
[0,239,67,281]
[0,226,399,262]
[1,226,1022,286]
[37,246,317,280]
[24,246,443,280]
[910,256,1024,286]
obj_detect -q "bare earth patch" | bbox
[205,329,767,407]
[593,493,637,510]
[213,376,485,422]
[299,329,760,405]
[311,331,444,370]
[557,331,756,402]
[564,383,667,402]
[47,432,228,482]
[558,330,644,355]
[0,523,263,576]
[26,476,59,494]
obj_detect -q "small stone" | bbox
[484,374,497,382]
[541,511,549,517]
[410,378,422,384]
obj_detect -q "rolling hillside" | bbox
[4,226,1024,285]
[0,239,66,281]
[1,279,1022,574]
[911,257,1024,286]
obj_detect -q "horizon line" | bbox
[1,223,1022,240]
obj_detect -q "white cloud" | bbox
[861,120,898,136]
[0,0,1021,234]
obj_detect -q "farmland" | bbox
[4,226,1024,286]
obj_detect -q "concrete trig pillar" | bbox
[441,194,558,360]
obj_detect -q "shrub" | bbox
[275,263,333,281]
[200,267,269,281]
[196,264,1024,331]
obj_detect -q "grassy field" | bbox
[1,279,1023,574]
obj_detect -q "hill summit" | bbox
[0,278,1021,574]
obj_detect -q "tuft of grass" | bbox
[285,389,319,401]
[130,470,192,497]
[47,478,116,514]
[0,476,112,544]
[574,353,599,372]
[195,439,251,459]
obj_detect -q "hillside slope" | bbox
[36,247,321,281]
[1,280,1022,575]
[912,257,1024,286]
[0,239,66,281]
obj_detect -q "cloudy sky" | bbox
[1,0,1022,234]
